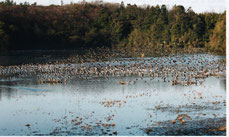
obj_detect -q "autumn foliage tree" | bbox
[207,12,226,54]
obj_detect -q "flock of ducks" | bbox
[0,50,225,87]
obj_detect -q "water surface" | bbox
[0,53,226,135]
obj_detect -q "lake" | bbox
[0,52,226,135]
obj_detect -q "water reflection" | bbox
[0,50,77,66]
[0,88,2,101]
[220,79,226,91]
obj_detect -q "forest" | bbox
[0,0,226,54]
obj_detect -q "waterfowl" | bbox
[181,119,186,124]
[171,120,176,124]
[119,81,125,85]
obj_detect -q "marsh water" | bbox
[0,52,226,136]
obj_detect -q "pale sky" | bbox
[0,0,226,13]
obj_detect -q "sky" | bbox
[0,0,226,13]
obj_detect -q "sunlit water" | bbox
[0,54,226,135]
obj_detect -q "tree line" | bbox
[0,0,226,54]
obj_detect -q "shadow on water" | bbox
[220,79,226,92]
[0,50,81,66]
